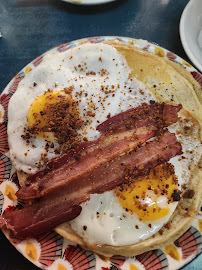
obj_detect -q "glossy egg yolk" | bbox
[115,164,179,221]
[27,89,82,145]
[27,90,64,140]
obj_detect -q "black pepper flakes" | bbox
[171,189,181,201]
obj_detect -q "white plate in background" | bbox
[180,0,202,72]
[62,0,117,5]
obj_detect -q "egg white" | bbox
[70,191,178,246]
[168,113,202,188]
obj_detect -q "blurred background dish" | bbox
[62,0,117,5]
[180,0,202,72]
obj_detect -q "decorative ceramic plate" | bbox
[62,0,117,5]
[180,0,202,72]
[0,36,202,270]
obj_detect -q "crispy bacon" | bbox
[24,140,97,185]
[17,103,182,201]
[17,128,155,201]
[97,103,182,133]
[0,131,182,239]
[0,205,82,239]
[162,103,182,125]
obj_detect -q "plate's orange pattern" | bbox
[0,37,201,270]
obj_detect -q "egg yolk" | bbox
[27,88,83,144]
[27,90,63,140]
[115,164,179,221]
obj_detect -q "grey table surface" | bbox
[0,0,201,269]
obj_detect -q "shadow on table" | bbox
[16,0,128,14]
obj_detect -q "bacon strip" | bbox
[24,140,97,185]
[0,131,182,239]
[17,103,181,201]
[0,205,82,239]
[17,128,155,201]
[97,103,182,133]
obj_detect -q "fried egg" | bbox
[70,164,179,246]
[69,111,201,246]
[7,43,154,174]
